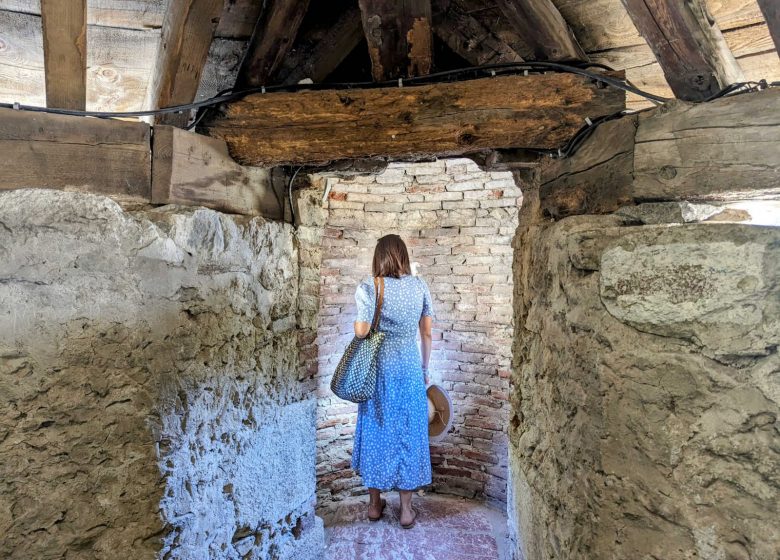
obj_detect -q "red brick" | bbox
[329,191,347,201]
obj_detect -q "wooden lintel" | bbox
[152,126,283,218]
[235,0,311,89]
[494,0,587,62]
[632,88,780,201]
[358,0,434,80]
[432,0,523,66]
[147,0,224,127]
[756,0,780,56]
[0,107,151,200]
[621,0,744,101]
[200,72,626,167]
[40,0,87,110]
[274,5,365,85]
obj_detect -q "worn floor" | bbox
[323,493,509,560]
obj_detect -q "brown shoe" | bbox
[368,498,386,522]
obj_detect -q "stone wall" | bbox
[300,159,521,509]
[509,185,780,559]
[0,190,324,559]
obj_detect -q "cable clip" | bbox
[490,70,496,77]
[584,117,593,126]
[398,78,403,88]
[557,148,564,158]
[523,70,529,77]
[12,102,20,110]
[261,86,266,94]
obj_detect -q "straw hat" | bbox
[426,384,453,442]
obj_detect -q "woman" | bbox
[351,234,434,529]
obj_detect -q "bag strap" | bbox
[370,277,384,332]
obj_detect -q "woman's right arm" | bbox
[419,316,433,385]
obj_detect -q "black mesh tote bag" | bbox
[330,277,386,403]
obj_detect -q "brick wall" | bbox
[306,159,521,509]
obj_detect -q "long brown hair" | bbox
[372,234,412,278]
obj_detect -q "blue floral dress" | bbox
[351,274,434,491]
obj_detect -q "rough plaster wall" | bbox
[299,159,521,510]
[0,190,324,559]
[509,189,780,559]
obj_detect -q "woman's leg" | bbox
[368,487,383,518]
[399,490,416,526]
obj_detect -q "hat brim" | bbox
[426,384,453,442]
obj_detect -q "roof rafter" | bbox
[40,0,87,110]
[146,0,225,127]
[234,0,311,89]
[358,0,434,80]
[621,0,744,101]
[494,0,587,62]
[273,5,365,85]
[432,0,523,65]
[756,0,780,56]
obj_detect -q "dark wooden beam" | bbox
[273,5,365,85]
[621,0,744,101]
[432,0,523,65]
[756,0,780,55]
[40,0,87,110]
[0,108,150,199]
[358,0,434,80]
[201,72,625,166]
[234,0,311,89]
[147,0,225,127]
[494,0,587,62]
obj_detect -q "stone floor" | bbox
[322,493,509,560]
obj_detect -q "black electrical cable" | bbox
[0,61,673,121]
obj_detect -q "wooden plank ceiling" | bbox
[0,0,778,115]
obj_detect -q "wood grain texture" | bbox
[273,5,364,85]
[40,0,87,109]
[432,0,523,65]
[235,0,310,88]
[215,0,262,39]
[152,126,281,217]
[0,11,159,111]
[201,73,625,166]
[0,1,166,29]
[358,0,433,80]
[621,0,744,101]
[540,115,637,218]
[495,0,587,61]
[0,107,151,199]
[633,88,780,200]
[147,0,224,127]
[756,0,780,55]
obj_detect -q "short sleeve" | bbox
[420,278,435,319]
[355,279,375,323]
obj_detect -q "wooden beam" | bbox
[756,0,780,55]
[540,116,637,219]
[633,88,780,201]
[273,5,365,85]
[358,0,434,80]
[200,72,625,166]
[621,0,744,101]
[152,126,283,218]
[234,0,310,89]
[432,0,523,65]
[494,0,587,62]
[0,108,151,199]
[146,0,224,127]
[40,0,87,110]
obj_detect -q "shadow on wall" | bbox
[0,190,324,560]
[296,158,523,511]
